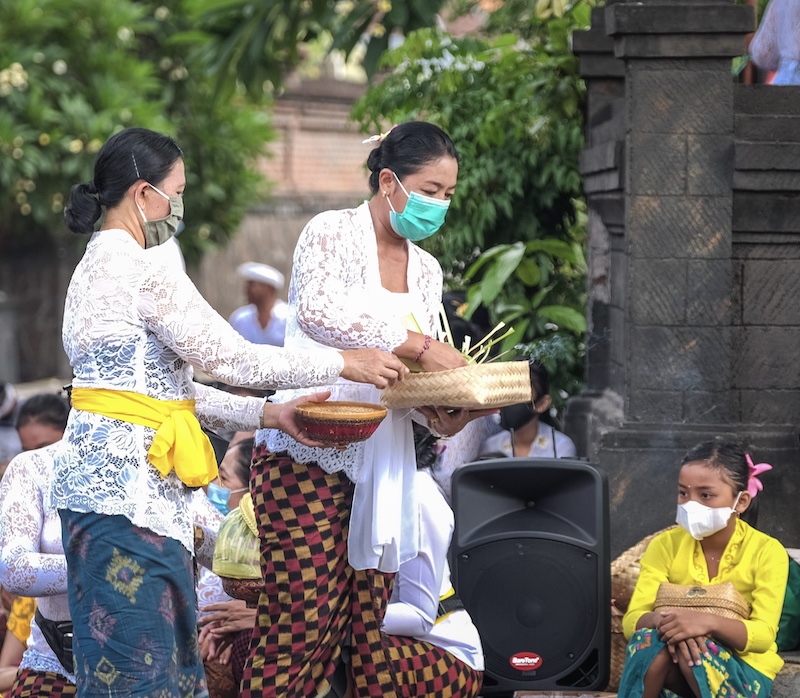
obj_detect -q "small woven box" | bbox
[380,361,532,410]
[654,581,751,621]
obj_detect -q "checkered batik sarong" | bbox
[240,454,354,698]
[7,668,77,697]
[59,510,207,698]
[350,569,482,698]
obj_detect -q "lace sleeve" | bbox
[750,0,780,71]
[292,210,409,352]
[0,451,68,597]
[136,261,344,389]
[194,383,263,433]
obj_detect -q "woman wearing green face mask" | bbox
[58,127,407,698]
[242,121,497,698]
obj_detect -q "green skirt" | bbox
[618,628,771,698]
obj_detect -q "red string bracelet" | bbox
[414,335,432,363]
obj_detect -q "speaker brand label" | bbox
[509,652,542,671]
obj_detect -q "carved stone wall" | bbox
[568,0,800,557]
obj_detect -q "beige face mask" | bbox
[137,183,184,248]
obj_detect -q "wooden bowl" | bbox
[295,401,388,447]
[220,577,262,608]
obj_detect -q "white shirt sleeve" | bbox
[382,475,451,637]
[0,447,68,597]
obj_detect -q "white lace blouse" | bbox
[262,202,441,478]
[53,229,345,551]
[0,441,223,681]
[261,202,443,571]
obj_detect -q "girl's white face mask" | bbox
[675,492,741,540]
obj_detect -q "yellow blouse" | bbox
[623,520,789,679]
[6,595,36,644]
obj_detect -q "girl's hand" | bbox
[667,635,711,667]
[418,406,499,438]
[197,600,258,635]
[657,609,715,646]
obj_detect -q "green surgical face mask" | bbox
[137,182,184,248]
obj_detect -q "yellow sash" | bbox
[70,387,218,488]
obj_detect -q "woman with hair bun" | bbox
[56,127,407,697]
[243,121,496,698]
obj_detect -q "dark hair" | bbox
[680,439,759,526]
[229,437,254,488]
[529,358,550,402]
[16,393,70,432]
[64,127,183,235]
[367,121,459,194]
[413,422,440,472]
[442,290,491,354]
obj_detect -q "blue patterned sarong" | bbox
[59,510,207,698]
[618,628,771,698]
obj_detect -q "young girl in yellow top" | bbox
[619,439,789,698]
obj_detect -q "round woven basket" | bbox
[380,361,532,410]
[295,401,387,447]
[608,607,626,692]
[607,527,674,691]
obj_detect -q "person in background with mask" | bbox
[243,121,495,698]
[479,358,576,460]
[199,436,258,698]
[57,127,407,698]
[617,440,787,698]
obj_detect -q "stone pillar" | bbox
[564,0,800,558]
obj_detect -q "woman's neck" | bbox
[510,418,540,456]
[104,209,145,248]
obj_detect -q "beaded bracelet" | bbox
[414,335,432,363]
[259,399,267,430]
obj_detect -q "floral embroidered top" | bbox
[263,203,441,479]
[0,440,223,682]
[261,202,443,571]
[623,520,789,679]
[53,230,344,551]
[750,0,800,82]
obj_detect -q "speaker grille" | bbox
[458,538,599,683]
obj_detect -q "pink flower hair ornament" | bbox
[745,453,773,499]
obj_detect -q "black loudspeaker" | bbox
[450,458,610,695]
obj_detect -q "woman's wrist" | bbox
[414,334,432,363]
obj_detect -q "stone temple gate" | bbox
[566,0,800,557]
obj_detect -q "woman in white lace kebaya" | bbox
[54,127,406,698]
[0,441,224,698]
[241,121,495,698]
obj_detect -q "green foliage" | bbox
[0,0,271,262]
[183,0,446,99]
[353,0,595,405]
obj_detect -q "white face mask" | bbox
[675,492,742,540]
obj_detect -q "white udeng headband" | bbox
[0,384,17,419]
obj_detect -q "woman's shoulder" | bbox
[739,520,786,555]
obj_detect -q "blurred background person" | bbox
[0,391,70,696]
[0,383,22,469]
[15,394,69,453]
[479,358,576,459]
[198,436,258,698]
[750,0,800,85]
[229,262,288,347]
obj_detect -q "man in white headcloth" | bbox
[228,262,288,347]
[0,383,21,468]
